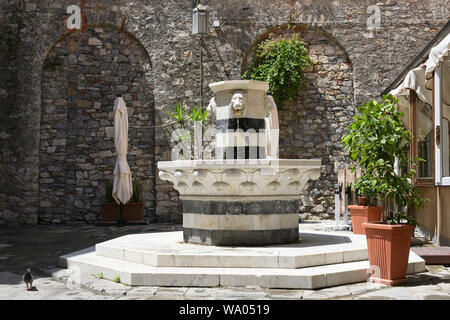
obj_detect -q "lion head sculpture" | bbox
[229,91,245,116]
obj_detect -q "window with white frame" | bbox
[417,100,434,179]
[411,90,434,184]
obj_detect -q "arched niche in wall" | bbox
[39,24,155,223]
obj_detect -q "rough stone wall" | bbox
[0,1,22,223]
[39,26,155,223]
[0,0,448,224]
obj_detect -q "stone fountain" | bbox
[158,80,322,245]
[58,81,426,290]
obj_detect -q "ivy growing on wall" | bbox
[242,33,314,108]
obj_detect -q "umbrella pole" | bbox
[119,202,125,227]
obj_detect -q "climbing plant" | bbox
[242,33,314,107]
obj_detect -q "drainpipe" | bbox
[437,186,441,246]
[435,67,441,247]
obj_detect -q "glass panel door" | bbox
[441,58,450,183]
[442,117,449,177]
[417,100,434,178]
[435,59,450,185]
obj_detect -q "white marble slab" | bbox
[61,250,423,289]
[92,230,369,269]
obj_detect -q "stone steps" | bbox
[60,248,425,289]
[94,232,370,269]
[58,231,426,289]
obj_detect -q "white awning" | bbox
[425,33,450,89]
[391,32,449,107]
[390,65,432,105]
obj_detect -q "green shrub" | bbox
[162,102,211,160]
[164,101,187,128]
[105,180,114,203]
[131,179,143,202]
[341,94,427,225]
[187,106,208,124]
[104,179,144,203]
[242,33,313,107]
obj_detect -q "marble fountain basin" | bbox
[158,158,322,246]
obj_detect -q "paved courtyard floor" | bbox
[0,221,449,300]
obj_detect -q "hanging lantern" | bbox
[192,4,209,35]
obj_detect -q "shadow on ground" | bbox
[0,223,182,277]
[402,268,450,287]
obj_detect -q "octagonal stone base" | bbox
[59,230,426,289]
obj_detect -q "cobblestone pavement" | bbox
[0,221,449,300]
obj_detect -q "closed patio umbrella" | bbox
[112,97,133,225]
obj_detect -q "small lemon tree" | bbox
[341,94,427,225]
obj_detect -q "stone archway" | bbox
[242,24,354,219]
[39,25,155,223]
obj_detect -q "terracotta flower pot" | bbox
[123,202,145,221]
[362,222,414,285]
[348,205,382,235]
[101,202,145,222]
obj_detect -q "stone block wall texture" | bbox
[0,0,448,224]
[39,26,155,223]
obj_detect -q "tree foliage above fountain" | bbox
[242,33,314,108]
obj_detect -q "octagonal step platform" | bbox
[59,230,426,289]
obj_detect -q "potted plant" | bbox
[163,101,210,160]
[343,99,386,235]
[342,94,426,285]
[347,184,383,235]
[101,179,145,222]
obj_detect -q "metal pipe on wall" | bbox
[437,186,441,246]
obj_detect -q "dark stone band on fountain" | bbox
[183,227,299,246]
[216,146,265,159]
[216,118,266,132]
[183,199,299,215]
